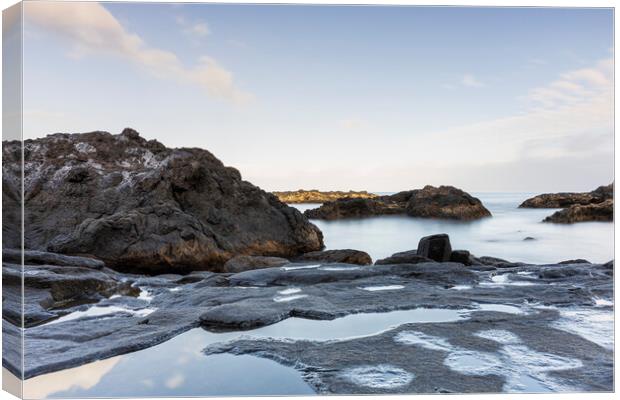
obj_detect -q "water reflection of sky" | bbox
[293,192,614,264]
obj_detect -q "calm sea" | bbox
[292,192,614,265]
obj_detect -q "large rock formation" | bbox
[2,129,323,273]
[273,190,377,204]
[519,183,613,208]
[304,185,491,221]
[543,199,613,223]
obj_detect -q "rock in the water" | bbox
[519,183,613,208]
[304,198,405,220]
[522,237,536,241]
[543,200,613,223]
[375,250,434,265]
[304,185,490,221]
[2,129,323,273]
[404,186,491,220]
[222,255,290,273]
[272,190,377,204]
[417,234,452,262]
[449,250,472,265]
[295,249,372,265]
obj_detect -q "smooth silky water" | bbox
[293,192,614,264]
[23,192,613,397]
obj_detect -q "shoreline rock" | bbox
[304,186,491,221]
[2,129,324,274]
[519,183,613,208]
[272,190,377,204]
[543,200,613,223]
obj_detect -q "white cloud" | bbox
[461,74,485,87]
[164,373,185,389]
[176,15,210,38]
[25,2,251,103]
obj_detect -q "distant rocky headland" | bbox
[520,184,613,223]
[273,189,377,203]
[304,185,492,221]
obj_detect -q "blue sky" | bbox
[20,2,614,192]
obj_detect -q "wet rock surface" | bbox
[3,248,613,395]
[519,183,613,208]
[304,185,491,221]
[294,249,372,265]
[543,200,613,223]
[222,255,290,273]
[2,129,323,273]
[272,190,377,204]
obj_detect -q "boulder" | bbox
[304,185,490,221]
[272,190,377,204]
[222,255,290,273]
[417,234,452,262]
[2,129,323,273]
[543,200,613,223]
[520,183,613,208]
[375,250,434,265]
[295,249,372,265]
[449,250,472,265]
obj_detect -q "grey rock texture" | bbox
[295,249,372,265]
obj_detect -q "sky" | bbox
[15,2,614,192]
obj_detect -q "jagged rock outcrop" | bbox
[543,200,613,223]
[519,183,613,208]
[2,129,324,273]
[272,190,377,204]
[304,185,491,221]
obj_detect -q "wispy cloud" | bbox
[461,74,485,87]
[25,2,251,103]
[176,15,210,39]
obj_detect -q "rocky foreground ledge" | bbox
[2,129,323,274]
[305,186,491,221]
[273,190,377,203]
[520,184,613,223]
[2,232,613,394]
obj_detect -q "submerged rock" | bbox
[2,129,323,273]
[295,249,372,265]
[304,186,491,221]
[543,200,613,223]
[519,183,613,208]
[272,190,377,204]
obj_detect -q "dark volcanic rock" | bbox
[519,183,613,208]
[295,249,372,265]
[304,198,405,220]
[222,255,290,273]
[3,249,105,269]
[417,234,452,262]
[2,129,323,273]
[543,200,613,223]
[404,186,491,220]
[375,250,434,265]
[272,190,377,204]
[304,185,490,221]
[449,250,472,265]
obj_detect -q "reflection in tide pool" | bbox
[25,307,472,398]
[293,193,613,264]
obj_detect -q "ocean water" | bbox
[292,193,614,265]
